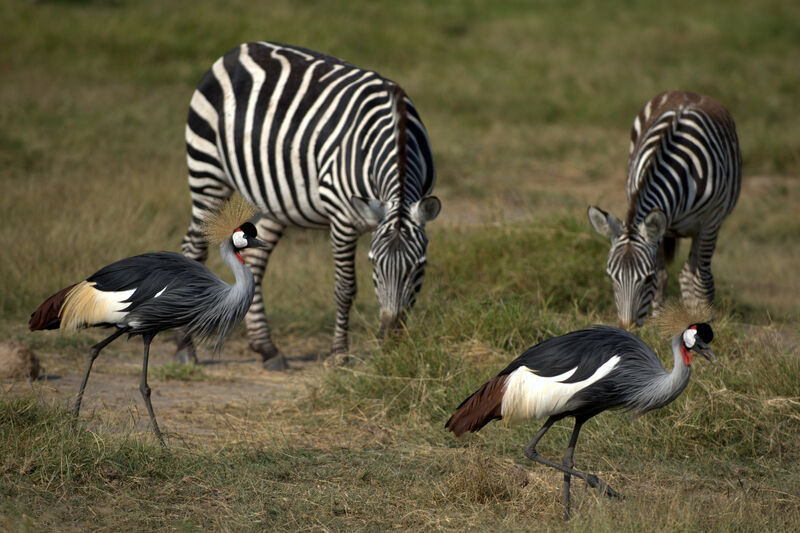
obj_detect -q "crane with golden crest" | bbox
[29,197,267,445]
[445,303,716,520]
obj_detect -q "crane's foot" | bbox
[251,342,289,371]
[151,424,166,448]
[585,473,622,499]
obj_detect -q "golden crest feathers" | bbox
[655,300,714,336]
[202,196,258,245]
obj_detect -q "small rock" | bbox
[0,341,40,380]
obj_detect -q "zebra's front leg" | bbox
[679,229,719,311]
[651,239,670,315]
[242,217,287,370]
[329,226,360,356]
[175,188,231,363]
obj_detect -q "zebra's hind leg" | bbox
[242,217,288,371]
[329,225,360,357]
[175,181,233,363]
[679,228,718,311]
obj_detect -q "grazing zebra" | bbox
[588,91,741,328]
[179,42,440,368]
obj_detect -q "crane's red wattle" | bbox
[681,344,692,366]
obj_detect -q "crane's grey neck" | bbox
[632,333,691,415]
[186,239,255,351]
[220,239,254,290]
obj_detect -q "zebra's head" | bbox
[588,206,667,329]
[352,195,441,337]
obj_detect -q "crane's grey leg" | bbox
[523,417,620,511]
[242,217,287,370]
[72,328,126,417]
[139,334,165,447]
[329,225,360,356]
[561,418,585,520]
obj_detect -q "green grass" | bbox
[150,363,208,382]
[2,0,799,530]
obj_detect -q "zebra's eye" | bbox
[644,274,656,285]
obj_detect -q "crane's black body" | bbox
[30,219,265,446]
[446,323,714,520]
[88,252,229,332]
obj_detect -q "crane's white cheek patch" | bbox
[683,328,697,348]
[232,231,247,248]
[501,356,621,421]
[61,282,135,330]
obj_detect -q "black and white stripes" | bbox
[589,91,741,327]
[180,42,439,362]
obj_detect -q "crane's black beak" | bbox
[248,236,270,248]
[692,339,715,362]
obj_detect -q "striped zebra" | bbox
[179,42,440,368]
[587,91,741,328]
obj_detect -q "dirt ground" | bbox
[2,334,327,446]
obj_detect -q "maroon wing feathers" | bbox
[445,374,509,437]
[29,283,77,331]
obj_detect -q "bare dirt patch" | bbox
[2,333,327,446]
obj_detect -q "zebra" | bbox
[587,90,741,328]
[178,42,440,368]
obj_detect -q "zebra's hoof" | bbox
[323,351,352,367]
[173,347,198,365]
[262,354,289,371]
[250,341,279,359]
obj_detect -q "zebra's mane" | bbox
[625,106,684,227]
[389,82,408,233]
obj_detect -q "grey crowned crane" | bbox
[445,322,714,519]
[29,197,266,446]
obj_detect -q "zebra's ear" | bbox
[350,196,386,227]
[587,206,622,241]
[410,196,441,226]
[639,209,667,245]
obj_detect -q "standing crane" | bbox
[28,197,266,446]
[445,322,715,519]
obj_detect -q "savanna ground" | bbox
[1,0,799,530]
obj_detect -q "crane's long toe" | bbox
[585,474,621,498]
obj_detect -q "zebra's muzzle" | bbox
[378,310,405,340]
